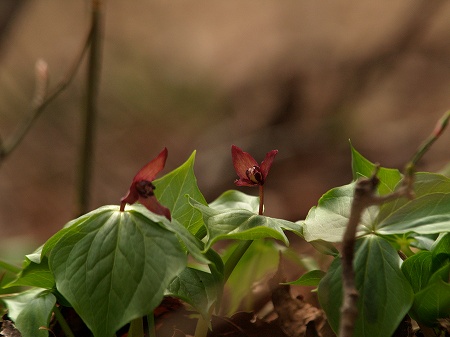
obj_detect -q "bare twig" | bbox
[77,0,103,215]
[338,110,450,337]
[0,22,94,163]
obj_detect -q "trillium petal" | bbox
[231,145,258,179]
[134,147,168,182]
[138,196,172,221]
[260,150,278,179]
[120,148,171,220]
[120,188,139,211]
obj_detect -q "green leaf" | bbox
[131,204,210,264]
[3,288,56,337]
[4,256,54,289]
[432,232,450,258]
[376,173,450,234]
[304,172,450,242]
[376,193,450,235]
[48,205,187,337]
[303,182,377,242]
[189,198,302,250]
[318,235,413,337]
[401,251,433,293]
[410,263,450,325]
[154,151,207,235]
[42,206,116,258]
[308,240,339,256]
[351,143,402,195]
[223,240,281,314]
[285,270,326,286]
[166,266,222,319]
[209,190,260,213]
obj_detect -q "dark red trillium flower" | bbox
[231,145,278,187]
[120,148,171,220]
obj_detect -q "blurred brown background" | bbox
[0,1,449,256]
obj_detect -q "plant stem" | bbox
[194,316,209,337]
[258,185,264,215]
[53,305,75,337]
[223,240,253,283]
[339,172,380,337]
[0,24,92,164]
[77,0,103,215]
[147,314,156,337]
[223,185,264,282]
[338,111,450,337]
[0,260,21,274]
[128,317,144,337]
[409,110,450,167]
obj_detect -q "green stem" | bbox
[147,314,156,337]
[223,185,264,282]
[223,240,253,283]
[194,316,209,337]
[258,185,264,215]
[77,0,103,215]
[128,317,144,337]
[409,110,450,167]
[0,260,21,274]
[53,305,75,337]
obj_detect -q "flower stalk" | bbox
[223,145,278,282]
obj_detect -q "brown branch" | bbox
[338,110,450,337]
[77,0,103,215]
[339,169,415,337]
[0,21,94,164]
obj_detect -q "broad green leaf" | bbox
[285,270,326,286]
[309,240,339,256]
[166,266,222,319]
[154,151,207,235]
[401,251,433,293]
[410,263,450,325]
[189,198,302,250]
[223,240,281,314]
[23,245,44,264]
[131,204,210,264]
[432,232,450,258]
[304,172,450,242]
[375,173,450,234]
[48,205,187,337]
[303,182,377,242]
[41,206,117,258]
[306,146,450,243]
[318,235,413,337]
[5,256,54,289]
[209,190,260,213]
[351,143,402,195]
[376,193,450,235]
[3,288,56,337]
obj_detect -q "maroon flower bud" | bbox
[120,148,171,220]
[232,145,278,187]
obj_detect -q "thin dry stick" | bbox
[0,18,94,163]
[338,111,450,337]
[339,169,410,337]
[77,0,103,215]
